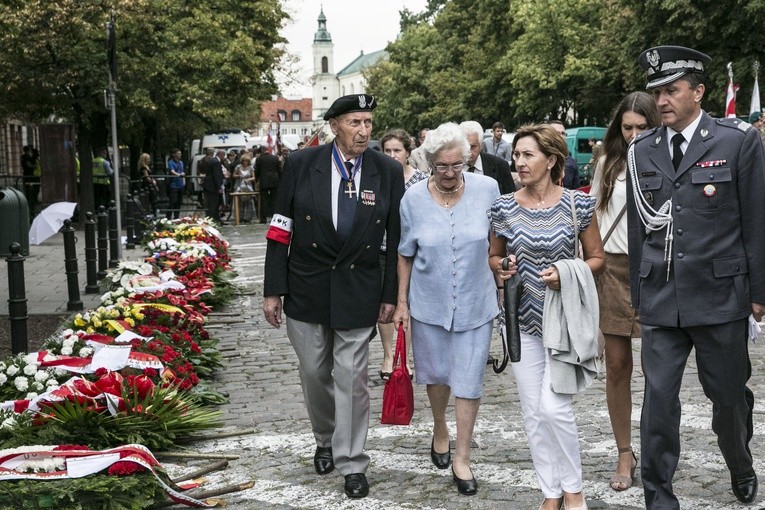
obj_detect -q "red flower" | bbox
[130,375,155,399]
[143,368,158,378]
[94,371,124,397]
[107,461,146,476]
[94,367,109,378]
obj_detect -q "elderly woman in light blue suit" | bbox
[393,122,500,496]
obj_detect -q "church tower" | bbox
[311,7,340,124]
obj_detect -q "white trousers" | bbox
[512,332,583,497]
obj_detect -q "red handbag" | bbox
[380,324,414,425]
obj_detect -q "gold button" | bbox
[312,243,317,248]
[306,215,311,220]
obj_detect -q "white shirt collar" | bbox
[666,110,703,152]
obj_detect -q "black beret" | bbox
[638,45,711,89]
[323,94,377,121]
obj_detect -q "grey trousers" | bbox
[286,317,374,475]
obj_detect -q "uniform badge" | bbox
[703,184,716,197]
[358,95,367,108]
[647,50,660,69]
[700,129,709,137]
[696,159,727,168]
[655,136,662,144]
[361,190,375,206]
[643,191,654,205]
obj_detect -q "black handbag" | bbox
[493,257,523,373]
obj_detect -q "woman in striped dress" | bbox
[488,124,605,510]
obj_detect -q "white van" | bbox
[189,130,249,192]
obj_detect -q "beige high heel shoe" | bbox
[609,446,637,491]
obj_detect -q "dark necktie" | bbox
[336,161,357,243]
[468,166,476,173]
[671,133,684,171]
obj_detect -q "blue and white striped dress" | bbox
[489,188,595,337]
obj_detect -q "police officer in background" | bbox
[627,45,765,509]
[262,94,404,499]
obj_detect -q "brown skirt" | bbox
[597,253,641,338]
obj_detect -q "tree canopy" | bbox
[367,0,765,136]
[0,0,286,212]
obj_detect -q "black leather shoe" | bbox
[452,466,478,496]
[313,446,334,475]
[430,437,451,469]
[344,473,369,498]
[731,471,758,503]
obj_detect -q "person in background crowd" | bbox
[166,148,185,220]
[549,121,580,190]
[482,121,512,161]
[629,45,765,509]
[394,122,500,497]
[21,145,38,218]
[93,147,114,210]
[297,141,305,150]
[408,127,430,171]
[460,121,516,195]
[263,94,404,500]
[232,153,256,223]
[255,145,282,224]
[137,153,158,214]
[749,110,765,147]
[196,148,213,209]
[489,124,604,510]
[376,129,427,381]
[590,91,660,492]
[202,149,224,224]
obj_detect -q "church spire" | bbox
[314,6,331,43]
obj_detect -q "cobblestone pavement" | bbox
[168,224,765,509]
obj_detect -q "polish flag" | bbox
[725,81,739,118]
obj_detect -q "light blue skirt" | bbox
[411,318,493,399]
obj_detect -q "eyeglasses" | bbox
[433,163,466,173]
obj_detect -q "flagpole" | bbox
[725,62,736,118]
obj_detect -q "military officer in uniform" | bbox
[627,46,765,509]
[262,94,404,499]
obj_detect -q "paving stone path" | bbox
[166,224,765,510]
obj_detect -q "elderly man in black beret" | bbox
[262,94,404,499]
[627,45,765,509]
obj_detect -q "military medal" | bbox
[361,190,375,206]
[332,143,362,199]
[703,184,716,197]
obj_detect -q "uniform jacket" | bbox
[480,153,517,195]
[255,152,282,189]
[263,144,405,329]
[627,112,765,327]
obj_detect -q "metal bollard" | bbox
[108,200,118,268]
[97,205,108,279]
[84,212,99,293]
[125,194,135,250]
[6,242,28,354]
[62,219,83,311]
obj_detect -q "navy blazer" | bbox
[480,153,516,195]
[264,144,405,329]
[627,112,765,327]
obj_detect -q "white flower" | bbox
[1,417,16,430]
[61,328,74,337]
[138,263,153,275]
[23,364,37,376]
[23,353,38,365]
[54,368,68,377]
[14,376,28,392]
[32,382,44,391]
[61,346,73,356]
[0,373,6,385]
[34,371,49,383]
[79,347,94,358]
[26,391,39,399]
[6,365,19,377]
[0,362,5,371]
[120,274,131,288]
[46,378,60,388]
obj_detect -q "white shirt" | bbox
[470,155,485,175]
[590,155,629,255]
[666,110,703,159]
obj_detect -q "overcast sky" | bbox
[278,0,428,98]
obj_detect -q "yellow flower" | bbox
[110,309,120,318]
[134,312,145,321]
[125,317,135,327]
[92,317,102,328]
[73,317,86,327]
[86,327,94,334]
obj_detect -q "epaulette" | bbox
[631,127,657,145]
[716,117,751,132]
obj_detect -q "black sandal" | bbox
[379,371,391,381]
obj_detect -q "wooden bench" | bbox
[229,191,260,225]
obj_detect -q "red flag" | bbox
[304,130,320,147]
[726,81,740,118]
[266,121,274,154]
[276,122,283,154]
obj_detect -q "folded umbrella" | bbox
[493,258,523,373]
